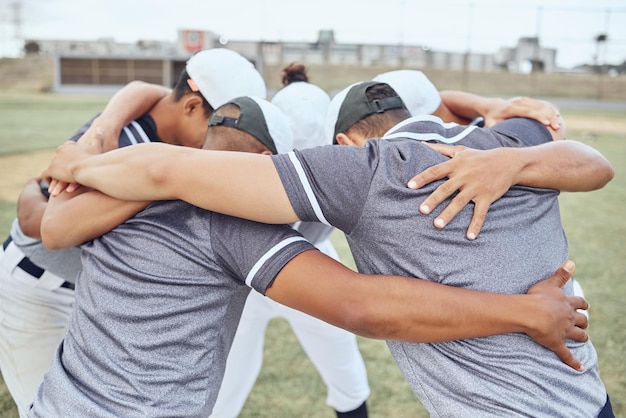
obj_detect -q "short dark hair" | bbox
[172,69,214,117]
[205,103,272,154]
[346,83,411,139]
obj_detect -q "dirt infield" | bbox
[0,150,55,202]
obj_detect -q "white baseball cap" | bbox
[271,81,331,150]
[373,70,441,116]
[208,96,293,154]
[185,48,267,109]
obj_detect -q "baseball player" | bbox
[210,63,370,418]
[39,84,614,416]
[29,95,579,417]
[372,69,563,130]
[0,47,265,417]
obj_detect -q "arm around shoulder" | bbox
[77,81,170,151]
[41,186,149,249]
[267,251,588,371]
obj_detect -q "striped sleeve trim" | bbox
[130,121,151,143]
[383,126,477,144]
[286,152,331,226]
[122,126,138,145]
[245,236,309,287]
[386,114,461,132]
[122,121,152,145]
[382,114,477,144]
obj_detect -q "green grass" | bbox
[0,92,110,156]
[0,94,624,417]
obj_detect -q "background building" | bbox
[20,29,562,93]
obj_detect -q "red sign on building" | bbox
[182,30,204,53]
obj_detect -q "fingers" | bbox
[49,181,67,197]
[571,294,589,312]
[408,163,448,190]
[567,326,589,344]
[418,174,464,216]
[428,189,474,228]
[47,179,59,195]
[466,201,488,240]
[574,310,589,331]
[553,344,584,372]
[408,145,466,189]
[543,260,576,288]
[423,143,461,158]
[48,181,74,197]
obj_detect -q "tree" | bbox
[23,41,40,55]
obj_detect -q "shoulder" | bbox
[489,118,552,146]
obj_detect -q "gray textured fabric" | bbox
[6,113,161,284]
[271,117,607,417]
[9,219,82,282]
[29,200,312,417]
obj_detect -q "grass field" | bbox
[0,92,624,417]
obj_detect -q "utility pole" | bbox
[11,0,22,42]
[462,2,474,91]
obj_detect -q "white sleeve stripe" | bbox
[245,236,309,287]
[390,114,462,131]
[123,126,138,145]
[130,120,152,143]
[383,125,477,144]
[286,152,331,226]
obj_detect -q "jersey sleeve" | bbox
[210,213,315,294]
[271,144,379,234]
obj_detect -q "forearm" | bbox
[41,187,149,249]
[438,90,499,123]
[78,81,169,150]
[67,143,299,223]
[100,81,168,126]
[271,251,535,342]
[511,141,614,191]
[341,275,540,342]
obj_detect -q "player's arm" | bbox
[77,81,169,151]
[408,140,614,239]
[268,251,588,371]
[37,139,592,372]
[16,177,49,239]
[40,186,150,249]
[438,91,562,130]
[43,142,299,224]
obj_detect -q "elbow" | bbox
[40,225,63,250]
[17,213,42,239]
[40,218,72,250]
[600,162,615,188]
[587,158,615,191]
[568,142,615,191]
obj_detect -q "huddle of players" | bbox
[0,48,615,418]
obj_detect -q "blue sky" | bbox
[1,0,625,68]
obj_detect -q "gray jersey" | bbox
[9,219,82,280]
[7,113,161,283]
[29,200,313,417]
[271,117,607,417]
